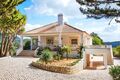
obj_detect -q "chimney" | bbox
[58,13,63,25]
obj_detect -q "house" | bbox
[20,14,92,51]
[17,14,113,69]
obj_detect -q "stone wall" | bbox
[85,48,113,65]
[83,45,113,68]
[31,60,83,74]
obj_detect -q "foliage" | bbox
[113,46,120,57]
[0,0,26,56]
[10,43,17,56]
[44,46,51,51]
[55,46,64,59]
[13,41,20,49]
[41,49,53,64]
[53,54,61,61]
[109,66,120,80]
[68,59,80,66]
[10,41,21,56]
[77,45,84,59]
[23,40,31,50]
[90,32,104,45]
[76,0,120,22]
[36,46,44,56]
[62,45,71,59]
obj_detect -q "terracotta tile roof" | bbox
[23,22,90,36]
[23,22,58,34]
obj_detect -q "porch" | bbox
[20,33,83,49]
[17,32,85,57]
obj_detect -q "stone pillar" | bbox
[81,33,84,46]
[58,32,62,46]
[38,35,41,46]
[103,53,107,69]
[78,35,80,46]
[83,48,86,68]
[31,37,32,50]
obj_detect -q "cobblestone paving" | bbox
[0,57,115,80]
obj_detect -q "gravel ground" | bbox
[0,57,118,80]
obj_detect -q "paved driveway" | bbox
[0,57,116,80]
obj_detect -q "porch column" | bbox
[30,37,32,50]
[58,32,62,46]
[20,35,23,50]
[38,35,41,46]
[103,53,107,69]
[80,33,84,46]
[83,48,86,68]
[79,35,82,46]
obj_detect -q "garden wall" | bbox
[31,60,83,74]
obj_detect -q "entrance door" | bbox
[46,37,54,46]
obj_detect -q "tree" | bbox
[113,46,120,57]
[76,0,120,24]
[90,32,104,45]
[0,0,26,57]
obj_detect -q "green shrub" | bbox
[77,45,84,59]
[14,42,20,49]
[44,46,51,51]
[53,54,61,61]
[10,44,16,56]
[62,45,71,59]
[23,40,31,50]
[109,66,120,80]
[113,46,120,57]
[37,46,44,56]
[91,32,104,45]
[55,46,64,59]
[41,49,53,64]
[10,42,19,56]
[68,60,80,66]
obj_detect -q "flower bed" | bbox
[31,59,83,74]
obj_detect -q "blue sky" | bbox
[17,0,120,42]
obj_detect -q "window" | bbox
[71,39,78,44]
[47,38,54,45]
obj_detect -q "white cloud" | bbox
[24,5,33,10]
[74,20,107,33]
[98,20,120,42]
[25,0,85,22]
[25,23,42,31]
[74,19,120,42]
[24,0,120,42]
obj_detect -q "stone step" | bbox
[18,50,35,57]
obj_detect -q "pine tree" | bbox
[76,0,120,23]
[0,0,26,56]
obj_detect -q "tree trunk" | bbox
[4,36,13,56]
[0,33,14,57]
[0,33,5,57]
